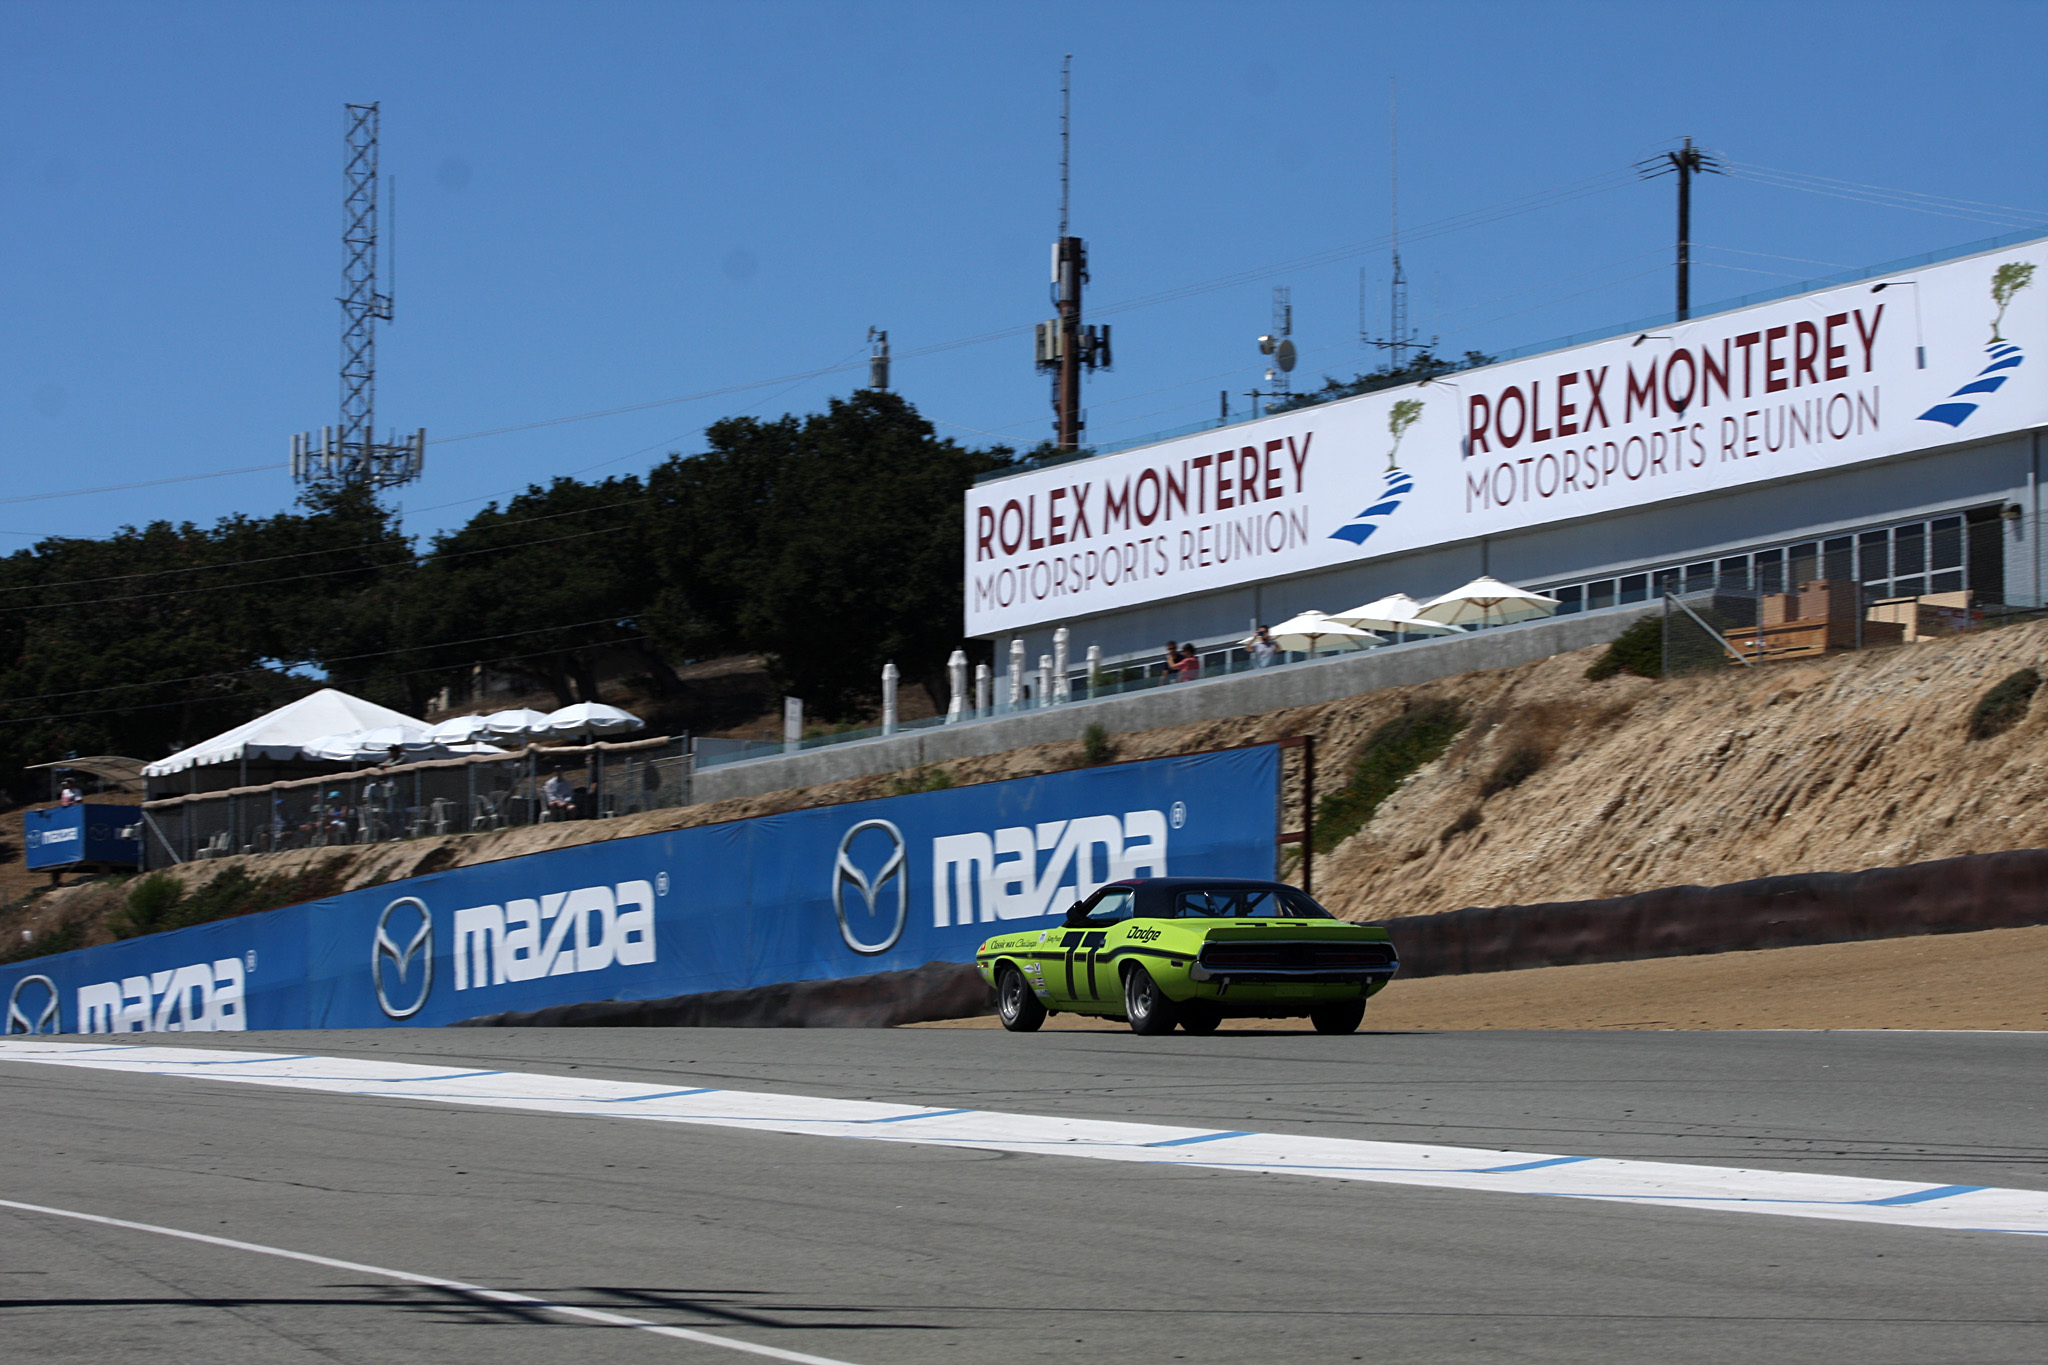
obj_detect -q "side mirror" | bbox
[1063,901,1089,926]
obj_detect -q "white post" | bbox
[881,661,899,736]
[974,663,991,717]
[1038,654,1052,709]
[1053,627,1071,703]
[783,696,803,754]
[1008,638,1026,708]
[945,650,967,723]
[1086,644,1102,697]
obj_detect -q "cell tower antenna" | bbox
[1058,54,1071,238]
[291,102,424,496]
[1034,55,1110,451]
[1363,79,1431,367]
[1257,286,1294,399]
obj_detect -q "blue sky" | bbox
[5,0,2046,547]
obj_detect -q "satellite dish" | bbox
[1274,339,1297,373]
[1257,334,1277,356]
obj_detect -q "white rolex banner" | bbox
[964,241,2047,637]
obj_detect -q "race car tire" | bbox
[1123,966,1179,1035]
[1309,1000,1366,1035]
[997,965,1046,1032]
[1178,1002,1223,1034]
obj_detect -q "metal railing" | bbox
[139,736,691,868]
[687,624,1537,771]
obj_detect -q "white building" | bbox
[966,232,2045,677]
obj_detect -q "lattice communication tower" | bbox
[292,103,424,492]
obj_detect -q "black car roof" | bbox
[1106,876,1298,890]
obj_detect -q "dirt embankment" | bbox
[13,618,2048,960]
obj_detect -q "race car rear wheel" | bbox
[1123,966,1179,1035]
[997,965,1046,1032]
[1178,1002,1222,1034]
[1309,1000,1366,1035]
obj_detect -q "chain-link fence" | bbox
[1663,588,1763,677]
[139,736,691,869]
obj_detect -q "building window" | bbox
[1754,548,1785,593]
[1822,536,1854,582]
[1535,504,2005,616]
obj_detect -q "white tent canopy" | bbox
[1416,576,1561,629]
[142,689,431,777]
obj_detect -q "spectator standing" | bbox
[1175,646,1202,683]
[57,780,82,807]
[1162,642,1182,683]
[1248,625,1278,668]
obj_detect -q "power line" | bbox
[1721,160,2048,228]
[0,464,286,507]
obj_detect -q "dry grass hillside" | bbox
[10,617,2048,960]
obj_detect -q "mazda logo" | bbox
[371,897,433,1019]
[832,819,907,956]
[6,975,60,1034]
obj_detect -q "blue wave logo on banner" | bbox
[1923,260,2036,429]
[1331,396,1424,546]
[1330,468,1415,545]
[1919,342,2024,428]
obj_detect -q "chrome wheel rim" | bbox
[1000,972,1024,1021]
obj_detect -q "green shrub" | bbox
[1313,698,1468,853]
[1480,742,1545,798]
[1585,616,1662,681]
[108,863,350,941]
[1081,722,1115,765]
[889,765,954,795]
[0,915,87,964]
[110,872,185,939]
[1968,666,2041,740]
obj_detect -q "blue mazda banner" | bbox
[2,746,1281,1033]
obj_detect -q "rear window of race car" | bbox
[1165,887,1332,919]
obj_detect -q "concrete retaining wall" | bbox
[1384,846,2048,977]
[693,605,1658,802]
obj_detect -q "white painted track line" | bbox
[5,1039,2046,1238]
[0,1195,866,1364]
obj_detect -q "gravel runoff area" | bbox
[915,923,2048,1032]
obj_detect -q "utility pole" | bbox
[1636,136,1723,321]
[1035,56,1109,451]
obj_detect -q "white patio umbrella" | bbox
[356,724,439,754]
[483,707,556,742]
[1329,593,1464,641]
[426,714,496,745]
[301,725,440,763]
[1267,610,1384,655]
[1415,576,1561,630]
[541,701,645,740]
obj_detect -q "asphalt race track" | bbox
[2,1027,2044,1364]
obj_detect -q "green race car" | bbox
[975,876,1398,1036]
